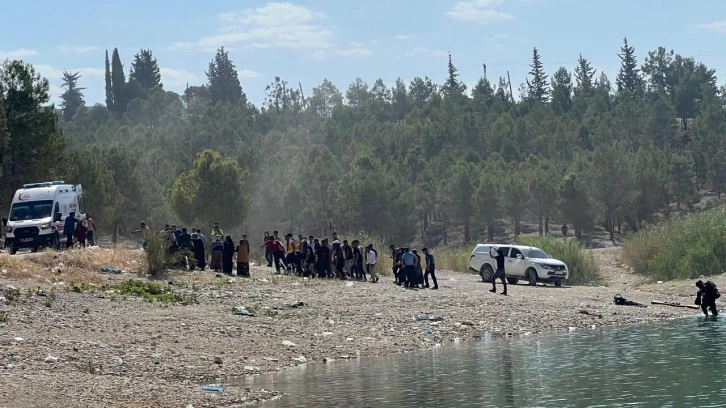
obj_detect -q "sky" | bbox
[2,0,726,107]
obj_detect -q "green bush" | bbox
[519,235,599,285]
[145,237,182,276]
[432,246,472,272]
[115,279,196,305]
[623,206,726,281]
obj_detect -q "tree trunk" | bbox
[464,220,470,244]
[112,222,119,244]
[538,214,543,237]
[442,215,448,246]
[514,218,521,242]
[544,215,550,235]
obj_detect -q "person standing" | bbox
[210,222,224,239]
[75,220,88,247]
[490,247,508,295]
[366,244,379,283]
[85,214,96,246]
[222,235,235,275]
[317,238,332,278]
[63,212,77,249]
[262,230,273,267]
[412,249,423,288]
[343,240,354,279]
[191,233,206,271]
[696,280,720,316]
[235,235,251,277]
[422,248,438,290]
[210,236,224,272]
[352,240,365,281]
[400,247,416,288]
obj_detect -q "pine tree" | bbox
[526,47,549,102]
[129,49,162,90]
[60,71,85,121]
[574,54,596,95]
[443,53,466,96]
[616,37,644,97]
[206,47,244,105]
[104,50,113,110]
[550,67,572,114]
[110,48,128,115]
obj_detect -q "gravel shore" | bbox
[0,247,706,408]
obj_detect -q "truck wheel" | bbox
[8,245,17,255]
[555,279,564,287]
[480,264,494,283]
[30,247,38,253]
[506,277,519,285]
[527,269,537,286]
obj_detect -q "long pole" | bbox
[507,71,514,101]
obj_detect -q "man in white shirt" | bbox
[366,244,379,283]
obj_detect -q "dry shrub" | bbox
[0,247,146,284]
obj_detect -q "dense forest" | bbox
[1,37,725,246]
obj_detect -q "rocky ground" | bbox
[0,247,711,408]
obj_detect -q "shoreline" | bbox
[0,247,707,407]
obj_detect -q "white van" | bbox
[4,181,85,254]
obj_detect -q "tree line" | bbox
[1,37,725,245]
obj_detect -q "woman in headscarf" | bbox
[222,235,235,275]
[210,235,223,272]
[191,233,206,271]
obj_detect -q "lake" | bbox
[236,316,725,407]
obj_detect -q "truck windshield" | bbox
[9,200,54,221]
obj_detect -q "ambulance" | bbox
[4,181,85,254]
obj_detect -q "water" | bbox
[238,317,726,407]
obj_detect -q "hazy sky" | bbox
[2,0,726,106]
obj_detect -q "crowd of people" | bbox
[139,224,438,289]
[62,211,97,248]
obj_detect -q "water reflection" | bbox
[237,316,725,407]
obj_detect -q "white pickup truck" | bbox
[469,243,569,287]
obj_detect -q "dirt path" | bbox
[0,247,709,408]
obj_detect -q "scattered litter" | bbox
[286,301,305,308]
[262,356,279,362]
[415,314,444,322]
[345,281,354,287]
[213,356,223,365]
[200,385,224,393]
[433,343,442,349]
[258,278,269,283]
[321,332,333,337]
[282,340,297,347]
[44,355,58,363]
[232,306,255,316]
[244,365,260,371]
[483,331,493,341]
[657,280,663,284]
[346,337,354,341]
[292,356,307,363]
[117,358,124,366]
[0,296,6,305]
[453,337,461,343]
[227,278,236,284]
[1,269,7,274]
[568,327,576,331]
[423,329,433,335]
[186,405,194,408]
[13,337,24,342]
[100,266,122,274]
